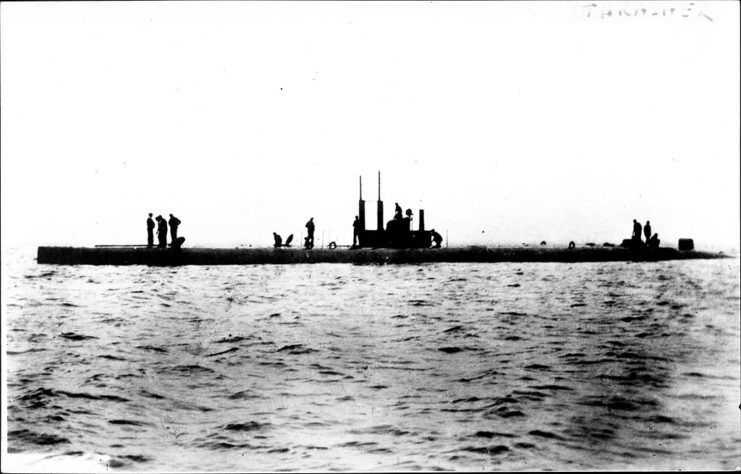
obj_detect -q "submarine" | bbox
[36,173,728,266]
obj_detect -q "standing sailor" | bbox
[352,216,361,247]
[169,214,181,245]
[156,215,168,249]
[632,219,643,245]
[146,213,155,248]
[305,218,315,249]
[644,220,652,243]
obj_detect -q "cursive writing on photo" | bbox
[581,2,713,22]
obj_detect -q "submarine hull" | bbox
[37,246,727,266]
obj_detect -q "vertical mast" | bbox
[358,175,365,231]
[376,171,384,231]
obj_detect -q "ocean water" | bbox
[3,248,740,471]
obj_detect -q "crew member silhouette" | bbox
[394,203,403,220]
[644,220,652,243]
[305,218,315,248]
[156,215,168,249]
[353,216,361,246]
[632,219,643,245]
[648,233,660,249]
[273,232,283,248]
[169,214,181,245]
[146,213,155,248]
[431,229,443,248]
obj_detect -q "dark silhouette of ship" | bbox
[35,172,728,265]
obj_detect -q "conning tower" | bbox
[355,172,432,249]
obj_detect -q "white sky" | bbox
[1,1,739,250]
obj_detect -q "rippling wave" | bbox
[3,249,740,471]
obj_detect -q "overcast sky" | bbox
[2,1,739,250]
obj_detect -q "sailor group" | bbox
[147,213,182,249]
[631,219,660,249]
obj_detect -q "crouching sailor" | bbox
[431,229,443,248]
[647,233,660,249]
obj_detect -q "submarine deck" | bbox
[36,246,728,266]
